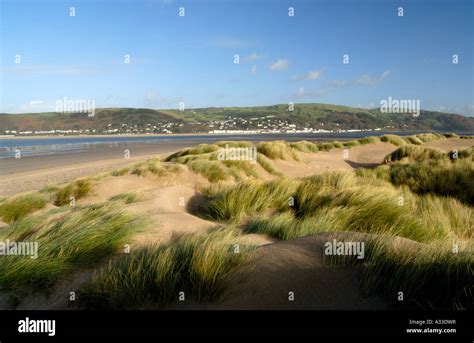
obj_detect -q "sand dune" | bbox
[169,232,425,310]
[0,154,161,197]
[1,136,470,310]
[422,138,474,151]
[274,142,397,177]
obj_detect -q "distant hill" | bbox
[1,103,473,134]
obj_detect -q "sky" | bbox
[1,0,473,115]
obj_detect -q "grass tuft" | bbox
[0,193,48,224]
[78,228,252,309]
[257,141,299,160]
[0,203,146,291]
[54,179,93,206]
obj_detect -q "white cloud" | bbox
[307,70,322,80]
[208,36,254,48]
[269,59,289,71]
[292,69,322,81]
[321,70,390,93]
[354,69,391,86]
[243,52,260,62]
[251,65,257,75]
[292,70,390,99]
[326,79,348,88]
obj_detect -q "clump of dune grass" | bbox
[403,135,423,145]
[458,147,474,160]
[293,177,448,243]
[380,134,407,146]
[78,228,252,310]
[314,188,469,240]
[257,141,299,160]
[165,144,219,161]
[384,145,447,163]
[109,192,144,204]
[257,154,282,176]
[204,178,298,222]
[443,133,459,139]
[332,237,473,310]
[357,136,380,145]
[414,194,473,239]
[364,146,474,204]
[92,172,110,181]
[342,140,360,148]
[0,203,145,291]
[110,166,131,177]
[188,160,230,182]
[387,159,474,204]
[223,160,259,180]
[166,144,266,182]
[416,133,445,142]
[39,185,60,194]
[131,158,166,177]
[317,142,337,151]
[355,164,391,181]
[215,141,253,148]
[53,179,93,206]
[206,171,472,243]
[244,212,332,240]
[163,163,185,174]
[289,141,318,153]
[0,193,48,224]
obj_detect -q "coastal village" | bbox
[2,114,384,136]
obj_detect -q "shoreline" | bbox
[0,130,447,140]
[0,133,213,140]
[1,130,472,142]
[0,153,166,197]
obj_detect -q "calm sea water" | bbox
[0,131,418,159]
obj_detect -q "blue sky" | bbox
[1,0,473,115]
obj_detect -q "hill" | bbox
[1,103,473,134]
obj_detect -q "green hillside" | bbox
[1,103,473,134]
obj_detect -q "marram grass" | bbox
[0,203,146,292]
[78,228,253,309]
[53,178,93,206]
[205,171,472,243]
[0,193,47,223]
[331,236,473,310]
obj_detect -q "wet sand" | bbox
[0,140,190,176]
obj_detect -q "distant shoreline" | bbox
[0,130,454,140]
[2,131,474,143]
[0,133,212,140]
